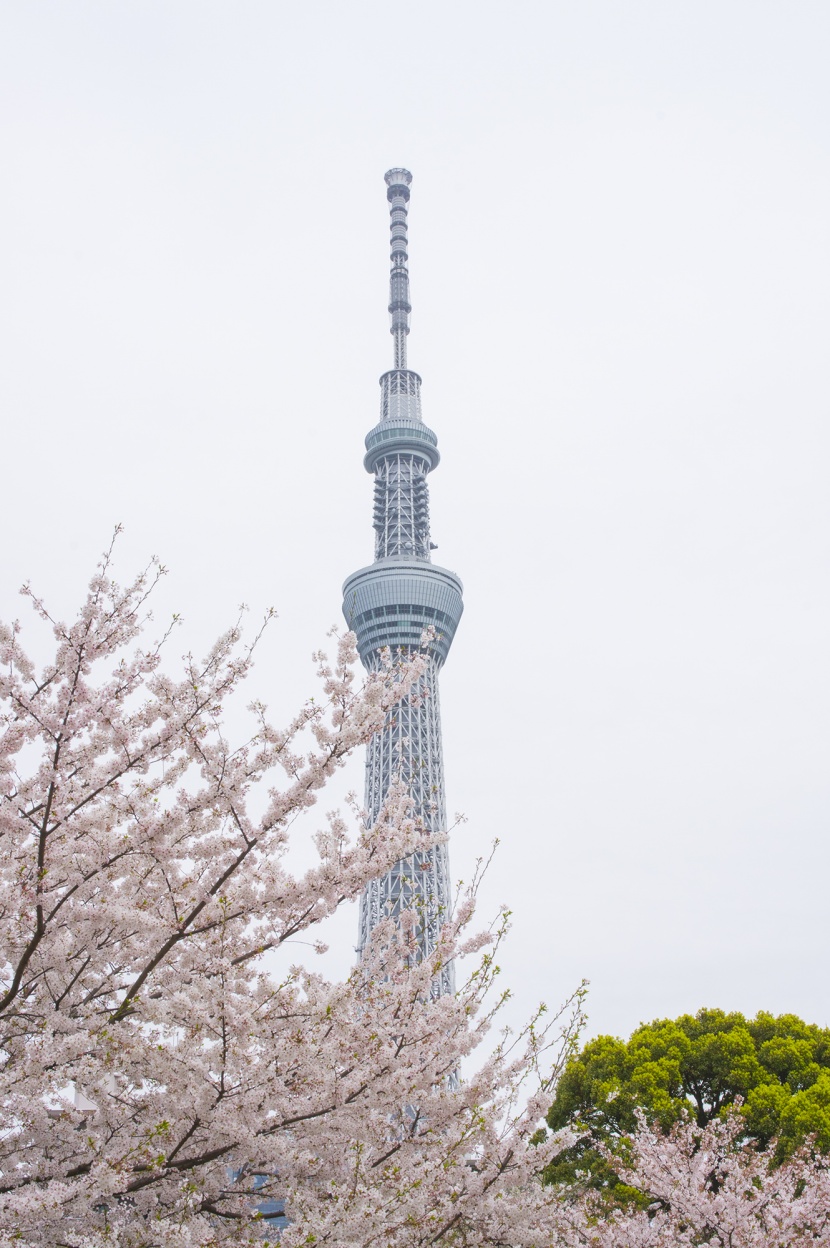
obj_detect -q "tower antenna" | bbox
[385,168,413,370]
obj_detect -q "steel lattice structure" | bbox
[343,169,464,997]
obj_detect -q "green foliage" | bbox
[777,1070,830,1159]
[543,1008,830,1201]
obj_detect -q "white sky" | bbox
[1,1,828,1046]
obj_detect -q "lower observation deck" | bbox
[342,559,464,668]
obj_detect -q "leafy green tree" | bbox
[543,1008,830,1202]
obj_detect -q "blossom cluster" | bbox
[556,1111,830,1247]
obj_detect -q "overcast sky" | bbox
[1,1,828,1047]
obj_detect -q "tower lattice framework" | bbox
[343,169,463,997]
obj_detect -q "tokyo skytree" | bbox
[342,169,464,996]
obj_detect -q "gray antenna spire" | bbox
[378,169,423,426]
[385,168,412,370]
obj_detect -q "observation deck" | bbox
[343,560,463,669]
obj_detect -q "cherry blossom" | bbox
[0,543,585,1245]
[558,1110,830,1247]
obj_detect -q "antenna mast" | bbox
[385,168,412,370]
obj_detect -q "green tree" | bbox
[543,1008,830,1202]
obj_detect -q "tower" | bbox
[342,169,463,996]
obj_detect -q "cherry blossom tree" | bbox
[556,1110,830,1247]
[0,542,585,1246]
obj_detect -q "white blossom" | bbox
[0,546,584,1245]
